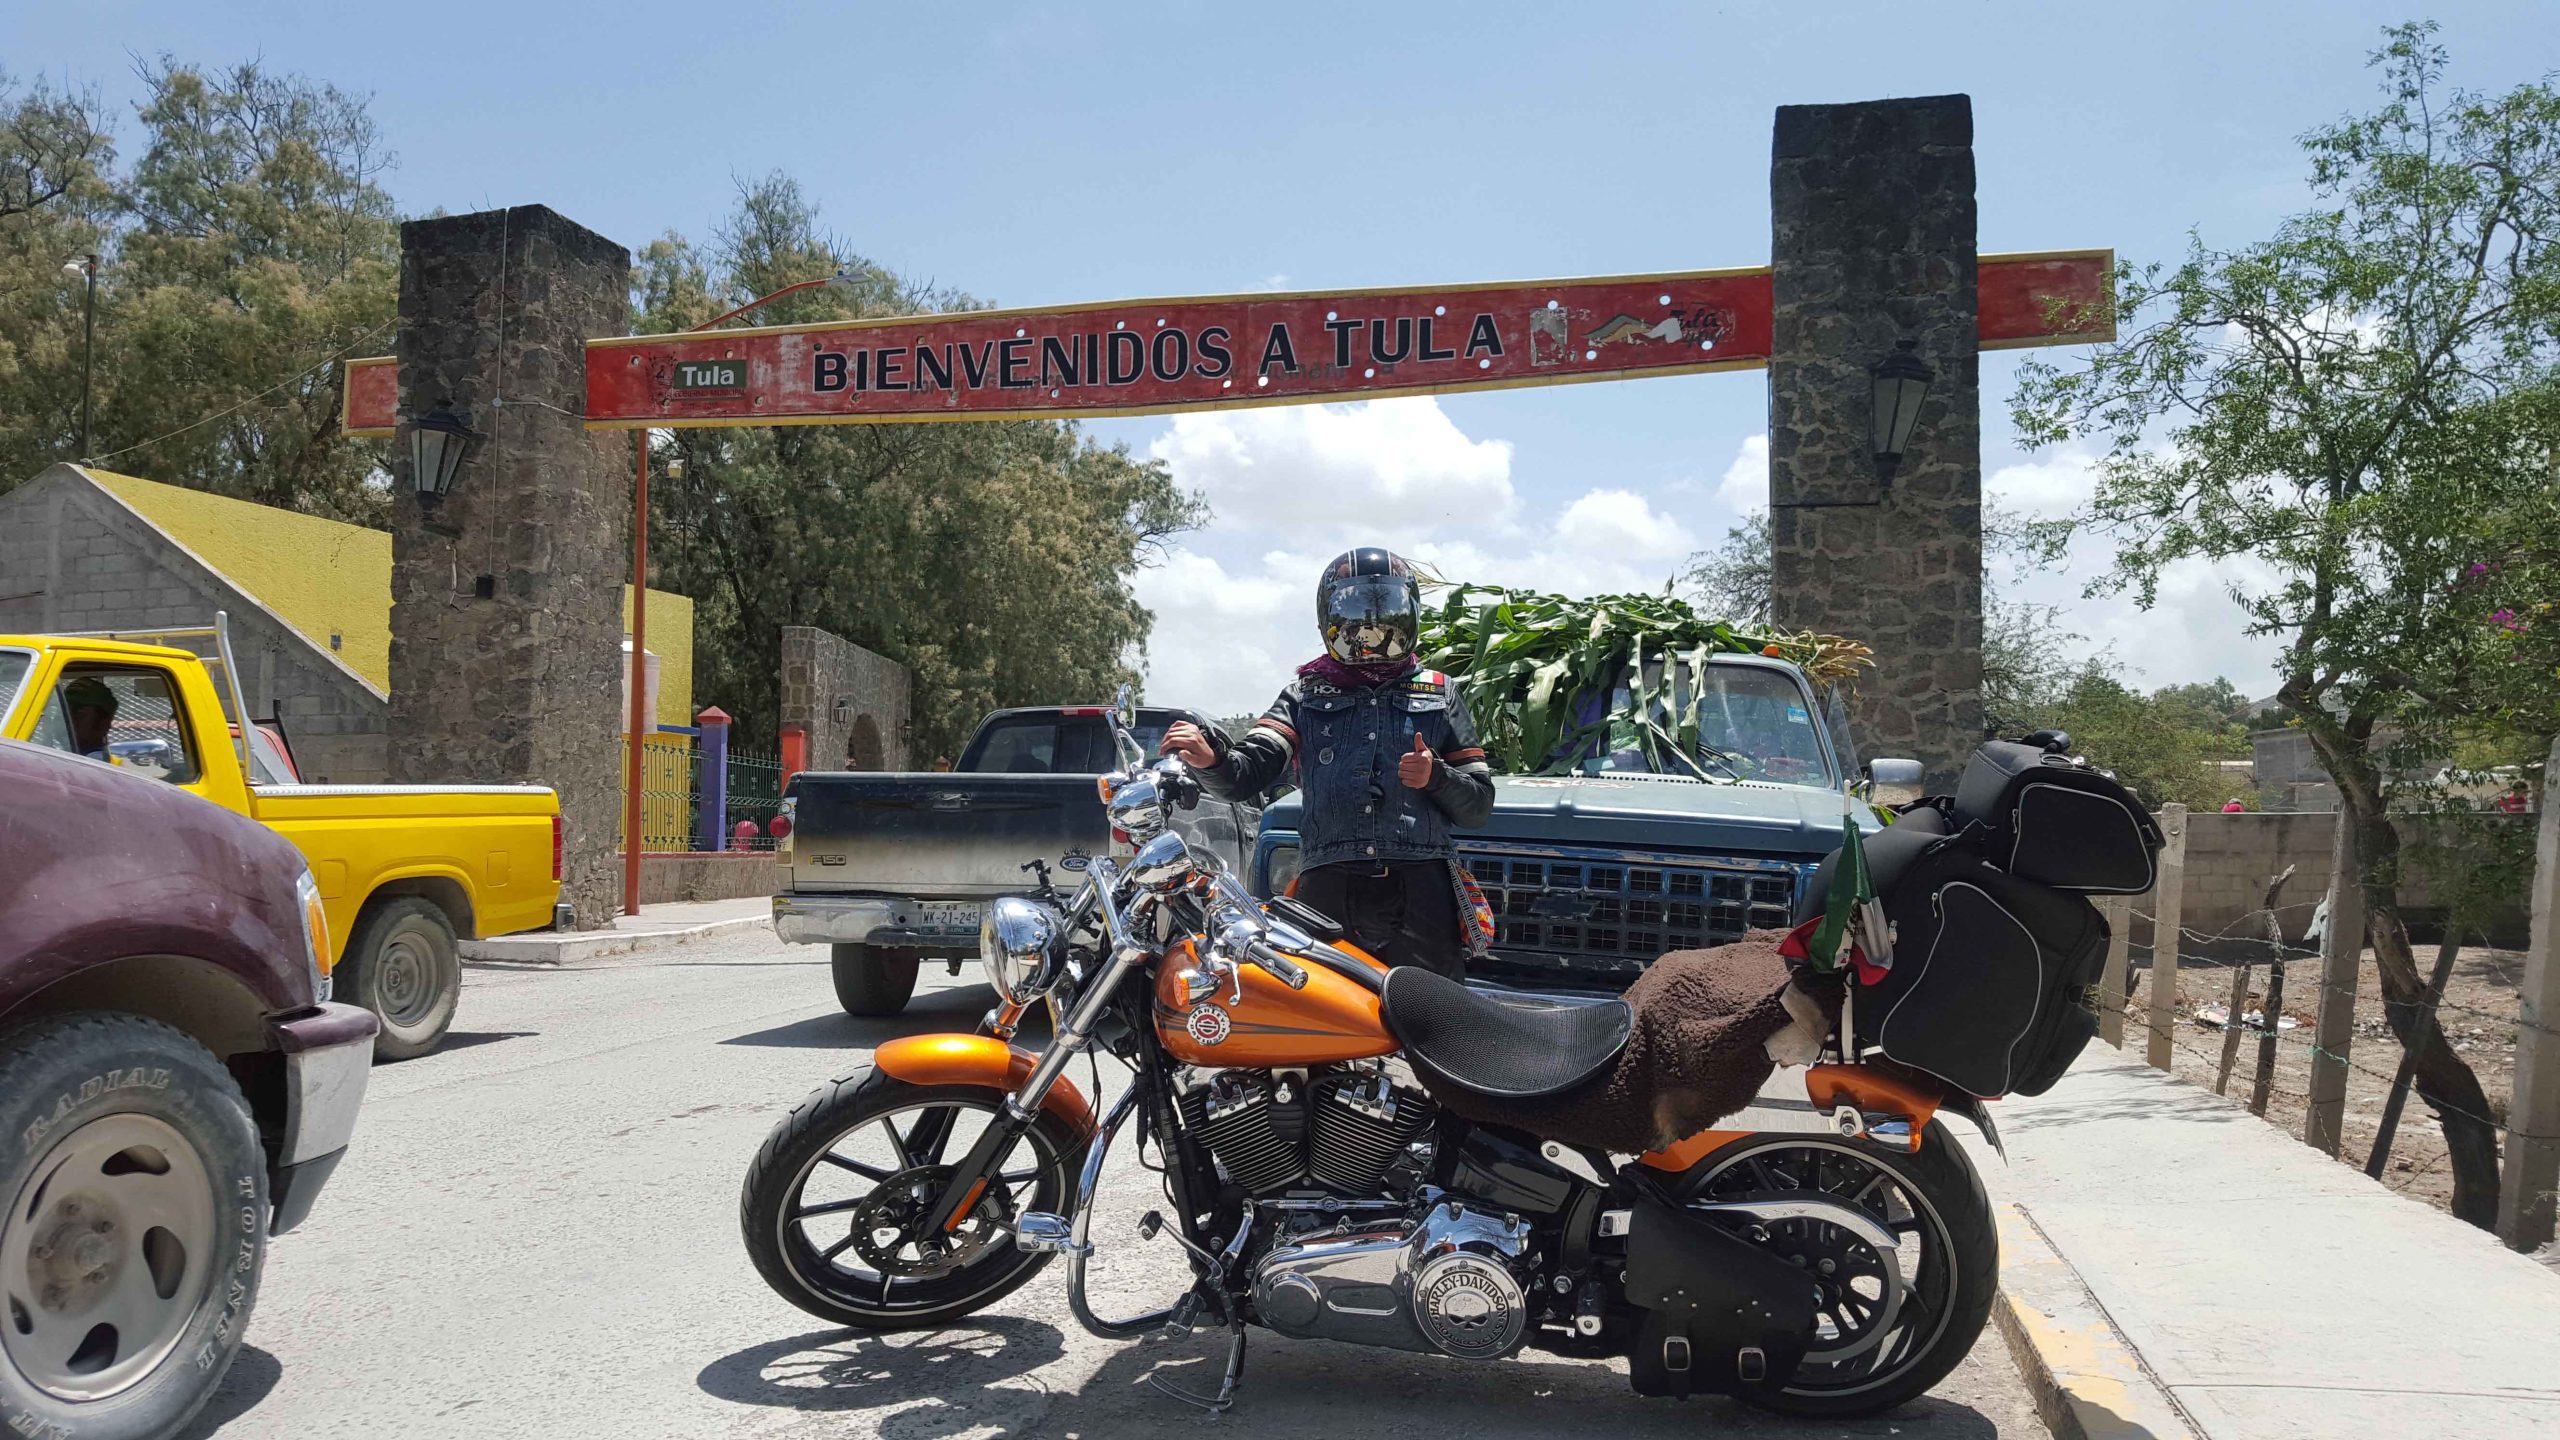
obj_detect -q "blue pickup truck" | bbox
[1250,652,1908,985]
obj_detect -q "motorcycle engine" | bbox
[1174,1060,1434,1199]
[1249,1197,1536,1360]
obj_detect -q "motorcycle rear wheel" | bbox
[1672,1128,1996,1419]
[741,1070,1083,1330]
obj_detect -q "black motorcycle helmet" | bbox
[1316,548,1421,666]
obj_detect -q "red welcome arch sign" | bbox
[341,250,2109,434]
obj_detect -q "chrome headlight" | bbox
[980,896,1067,1005]
[1104,773,1165,840]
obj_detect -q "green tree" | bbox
[1678,511,1770,623]
[641,175,1203,757]
[0,60,400,521]
[2012,24,2560,1226]
[0,71,116,477]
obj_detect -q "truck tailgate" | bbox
[786,773,1105,898]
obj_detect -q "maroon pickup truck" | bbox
[0,738,378,1440]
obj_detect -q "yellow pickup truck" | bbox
[0,618,561,1059]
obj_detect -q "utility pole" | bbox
[62,254,97,459]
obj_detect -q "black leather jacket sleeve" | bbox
[1196,689,1298,799]
[1421,681,1495,828]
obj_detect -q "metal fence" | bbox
[723,747,785,850]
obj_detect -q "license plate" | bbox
[917,901,980,935]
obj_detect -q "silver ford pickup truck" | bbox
[770,705,1268,1015]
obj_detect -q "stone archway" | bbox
[847,714,885,771]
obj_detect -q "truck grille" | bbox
[1458,847,1806,974]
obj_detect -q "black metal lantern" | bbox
[409,404,478,507]
[1870,340,1935,486]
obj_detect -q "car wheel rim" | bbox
[377,927,440,1028]
[2,1113,218,1402]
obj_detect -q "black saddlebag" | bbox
[1623,1188,1820,1399]
[1953,740,2163,894]
[1862,838,2109,1098]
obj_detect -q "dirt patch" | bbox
[2122,945,2520,1219]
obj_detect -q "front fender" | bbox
[873,1033,1095,1138]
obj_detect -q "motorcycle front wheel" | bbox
[1673,1128,1998,1419]
[741,1069,1084,1330]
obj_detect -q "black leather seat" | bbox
[1379,967,1632,1099]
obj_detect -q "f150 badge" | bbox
[1185,1002,1232,1047]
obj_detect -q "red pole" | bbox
[624,430,650,916]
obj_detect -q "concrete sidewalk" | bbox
[458,895,773,964]
[1982,1046,2560,1439]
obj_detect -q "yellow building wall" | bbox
[84,467,696,725]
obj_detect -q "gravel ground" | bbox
[181,933,2048,1438]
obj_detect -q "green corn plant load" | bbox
[1416,583,1873,777]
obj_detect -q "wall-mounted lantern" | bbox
[1870,340,1935,488]
[409,404,478,507]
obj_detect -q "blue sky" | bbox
[10,1,2553,717]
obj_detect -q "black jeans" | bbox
[1292,860,1467,981]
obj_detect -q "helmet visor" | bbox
[1320,576,1419,664]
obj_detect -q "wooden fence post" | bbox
[2145,803,2189,1071]
[2304,811,2367,1157]
[2497,736,2560,1251]
[2099,896,2132,1049]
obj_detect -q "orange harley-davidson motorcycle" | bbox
[740,695,2000,1417]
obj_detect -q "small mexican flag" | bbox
[1804,787,1891,974]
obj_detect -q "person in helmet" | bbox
[1161,548,1496,978]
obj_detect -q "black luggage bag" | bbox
[1860,838,2108,1097]
[1952,740,2163,895]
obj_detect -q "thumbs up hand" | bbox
[1398,732,1437,789]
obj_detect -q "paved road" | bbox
[184,934,2047,1439]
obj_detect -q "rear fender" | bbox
[1805,1063,1945,1154]
[873,1033,1095,1138]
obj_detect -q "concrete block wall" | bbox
[2148,810,2531,956]
[0,466,391,782]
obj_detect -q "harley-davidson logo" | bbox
[1184,1003,1232,1047]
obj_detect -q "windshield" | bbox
[0,650,29,728]
[1562,660,1834,787]
[960,712,1172,773]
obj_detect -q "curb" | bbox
[459,913,772,965]
[1992,1202,2201,1440]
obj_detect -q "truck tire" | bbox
[341,896,461,1061]
[831,944,920,1017]
[0,1012,267,1440]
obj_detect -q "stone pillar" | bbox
[390,205,632,927]
[1767,95,1983,788]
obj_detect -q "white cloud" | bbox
[1714,434,1769,516]
[1987,447,2102,519]
[1147,398,1517,544]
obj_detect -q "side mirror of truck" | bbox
[1866,757,1925,807]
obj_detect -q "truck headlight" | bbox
[294,868,334,1002]
[980,896,1067,1005]
[1265,843,1302,898]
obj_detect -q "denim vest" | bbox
[1292,680,1461,871]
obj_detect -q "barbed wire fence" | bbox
[2095,787,2560,1250]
